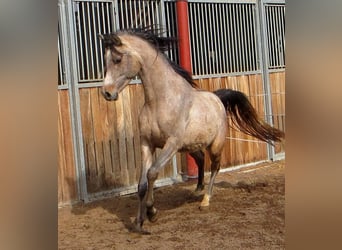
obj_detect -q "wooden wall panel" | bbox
[58,90,77,205]
[269,71,286,154]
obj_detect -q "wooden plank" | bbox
[58,91,66,203]
[97,88,116,188]
[79,88,97,192]
[58,90,77,204]
[90,87,105,191]
[105,94,121,188]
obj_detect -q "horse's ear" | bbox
[110,34,122,46]
[98,34,104,40]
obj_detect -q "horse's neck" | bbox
[138,54,190,105]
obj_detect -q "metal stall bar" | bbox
[59,0,88,202]
[255,0,275,160]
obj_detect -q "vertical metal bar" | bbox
[252,4,259,71]
[168,3,177,60]
[138,0,142,28]
[256,0,275,160]
[242,5,249,72]
[142,0,146,27]
[133,0,138,28]
[164,2,170,59]
[269,6,275,68]
[60,0,88,202]
[278,6,283,67]
[156,0,159,25]
[237,4,242,72]
[159,0,166,33]
[251,4,256,71]
[125,0,129,28]
[87,3,95,80]
[58,29,64,85]
[214,3,220,74]
[211,4,216,74]
[113,0,119,31]
[198,3,204,75]
[280,6,285,66]
[129,0,133,28]
[83,3,89,80]
[94,2,100,79]
[204,3,209,74]
[232,4,237,72]
[226,3,232,73]
[275,6,281,68]
[246,4,252,72]
[220,3,227,74]
[101,3,106,34]
[206,3,213,74]
[268,6,274,68]
[147,0,151,26]
[189,3,197,75]
[275,5,281,67]
[100,3,107,79]
[77,2,85,80]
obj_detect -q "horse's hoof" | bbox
[132,220,151,235]
[147,207,158,223]
[199,205,210,211]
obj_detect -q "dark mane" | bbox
[100,27,197,88]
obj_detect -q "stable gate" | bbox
[58,0,285,205]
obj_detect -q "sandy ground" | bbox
[58,160,284,249]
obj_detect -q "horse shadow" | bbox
[64,176,262,232]
[67,180,203,232]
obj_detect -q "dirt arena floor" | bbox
[58,160,284,249]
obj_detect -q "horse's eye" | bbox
[113,57,122,64]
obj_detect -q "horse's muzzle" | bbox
[102,89,118,101]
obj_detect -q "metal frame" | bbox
[255,0,285,160]
[187,1,261,77]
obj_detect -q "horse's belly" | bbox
[179,143,206,152]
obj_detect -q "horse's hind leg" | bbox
[190,150,205,192]
[200,138,224,209]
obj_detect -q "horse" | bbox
[99,29,285,233]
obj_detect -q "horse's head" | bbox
[100,33,142,101]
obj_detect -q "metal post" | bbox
[60,0,89,202]
[256,0,275,160]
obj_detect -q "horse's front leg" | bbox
[135,140,154,233]
[145,138,179,222]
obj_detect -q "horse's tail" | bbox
[214,88,285,144]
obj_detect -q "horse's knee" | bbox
[147,168,158,181]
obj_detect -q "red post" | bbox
[176,0,192,72]
[176,0,198,178]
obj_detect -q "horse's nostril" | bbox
[104,91,112,99]
[102,90,118,101]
